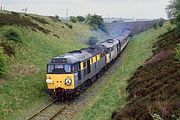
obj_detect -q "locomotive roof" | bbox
[100,39,119,48]
[48,45,104,64]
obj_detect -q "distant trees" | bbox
[55,15,59,20]
[69,14,107,32]
[70,16,85,23]
[166,0,180,34]
[153,18,165,30]
[77,16,85,22]
[86,14,107,32]
[70,16,78,23]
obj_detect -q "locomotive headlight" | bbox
[46,79,53,84]
[65,78,72,86]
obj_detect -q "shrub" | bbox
[153,21,158,30]
[158,19,165,27]
[3,27,22,42]
[55,15,59,20]
[86,14,107,32]
[167,26,172,32]
[65,23,73,29]
[70,16,78,23]
[166,0,180,35]
[87,36,98,46]
[175,44,180,61]
[77,16,85,22]
[0,49,7,76]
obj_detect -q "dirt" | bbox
[112,30,180,120]
[0,42,15,57]
[0,12,50,34]
[29,16,49,25]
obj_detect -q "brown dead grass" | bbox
[0,12,50,34]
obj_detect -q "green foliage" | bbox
[153,19,165,29]
[0,49,7,76]
[54,15,59,20]
[76,22,171,120]
[70,16,85,23]
[166,0,180,34]
[0,13,92,119]
[77,16,85,22]
[86,14,107,32]
[70,16,78,23]
[87,36,99,46]
[153,21,158,29]
[158,19,165,27]
[175,44,180,61]
[3,27,22,42]
[167,26,172,32]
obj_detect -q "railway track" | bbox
[27,99,66,120]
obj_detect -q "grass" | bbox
[75,24,171,120]
[0,12,94,119]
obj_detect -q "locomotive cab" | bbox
[46,56,82,98]
[46,64,75,90]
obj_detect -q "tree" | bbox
[70,16,78,23]
[55,15,59,20]
[158,18,165,27]
[153,20,158,29]
[86,14,107,32]
[166,0,180,34]
[77,16,85,22]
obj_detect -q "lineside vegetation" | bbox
[75,23,171,120]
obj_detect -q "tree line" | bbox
[70,14,107,32]
[166,0,180,34]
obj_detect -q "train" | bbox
[46,29,132,100]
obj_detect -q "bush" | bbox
[166,0,180,35]
[87,36,99,46]
[0,49,7,76]
[86,14,107,32]
[77,16,85,22]
[158,19,165,27]
[55,15,59,20]
[175,44,180,61]
[167,26,172,32]
[70,16,78,23]
[153,21,158,30]
[3,27,22,42]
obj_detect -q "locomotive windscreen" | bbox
[47,64,71,74]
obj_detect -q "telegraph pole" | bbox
[108,13,110,23]
[66,9,69,20]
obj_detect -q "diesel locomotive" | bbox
[46,29,131,100]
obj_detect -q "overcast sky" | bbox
[1,0,170,19]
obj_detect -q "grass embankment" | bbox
[0,11,92,119]
[76,24,171,120]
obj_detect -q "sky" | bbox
[1,0,170,19]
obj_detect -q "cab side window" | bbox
[74,63,80,71]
